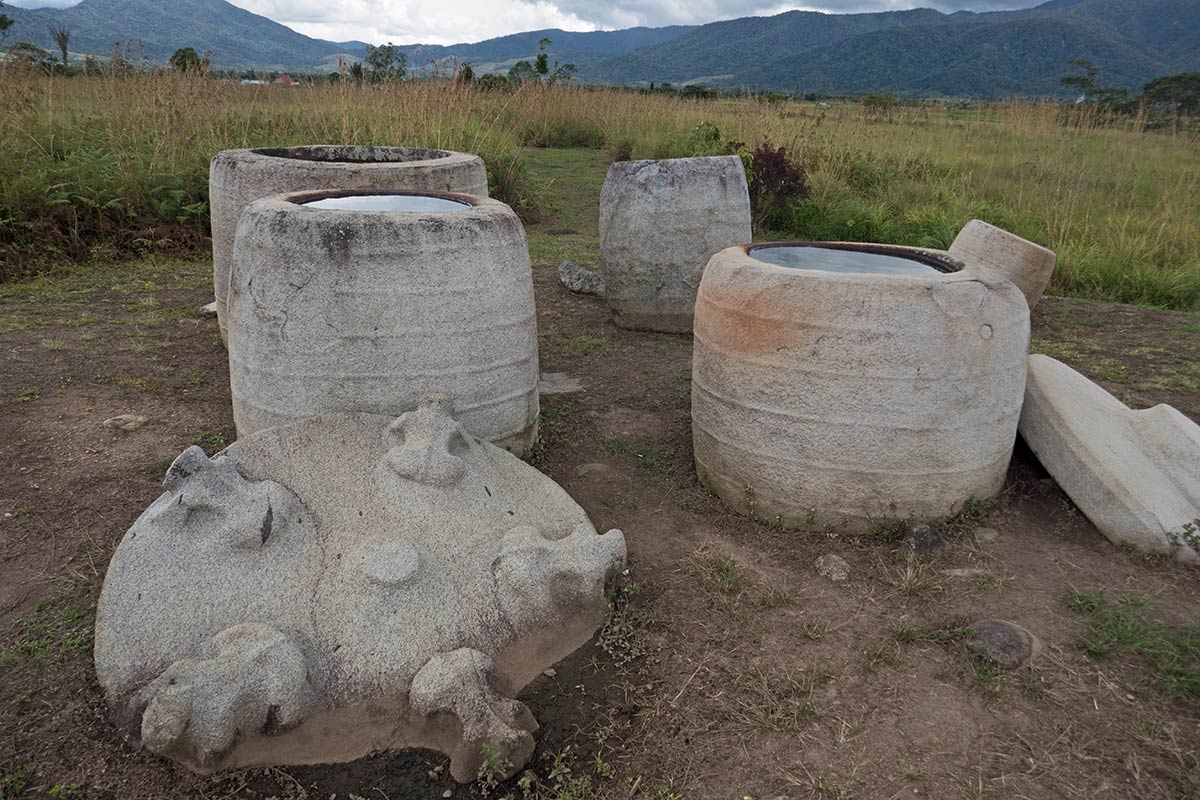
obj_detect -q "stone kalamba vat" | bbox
[210,146,489,343]
[692,236,1039,532]
[94,397,627,780]
[599,155,751,332]
[227,189,539,456]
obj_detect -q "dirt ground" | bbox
[2,148,1199,800]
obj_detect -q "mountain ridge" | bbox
[4,0,1197,97]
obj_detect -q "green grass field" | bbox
[1,73,1198,310]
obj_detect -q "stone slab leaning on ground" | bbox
[1019,354,1200,564]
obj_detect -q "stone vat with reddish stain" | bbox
[94,398,626,780]
[692,237,1037,532]
[210,146,488,344]
[226,189,539,456]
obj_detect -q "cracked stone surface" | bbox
[1019,354,1200,565]
[94,398,626,780]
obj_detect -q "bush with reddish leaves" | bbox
[728,140,811,232]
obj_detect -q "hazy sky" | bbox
[6,0,1049,45]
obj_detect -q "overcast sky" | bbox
[7,0,1049,45]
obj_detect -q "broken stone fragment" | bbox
[557,261,606,297]
[94,398,626,779]
[1019,355,1200,565]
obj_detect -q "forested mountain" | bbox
[1,0,689,72]
[582,0,1200,97]
[3,0,366,69]
[3,0,1197,96]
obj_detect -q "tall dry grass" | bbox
[1,71,1198,309]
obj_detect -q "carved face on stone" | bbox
[94,398,626,781]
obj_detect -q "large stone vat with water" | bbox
[210,146,489,343]
[692,223,1054,532]
[226,190,539,456]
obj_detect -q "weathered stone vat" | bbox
[599,155,751,333]
[226,189,538,456]
[210,145,488,343]
[692,237,1037,532]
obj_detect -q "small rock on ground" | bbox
[897,523,944,556]
[558,261,607,297]
[102,414,148,432]
[815,554,850,582]
[969,619,1040,668]
[575,462,610,477]
[198,301,218,318]
[974,527,999,544]
[539,372,584,395]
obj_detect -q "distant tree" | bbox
[169,47,202,73]
[507,59,535,83]
[363,42,405,83]
[478,72,507,91]
[348,61,365,85]
[1060,58,1099,99]
[534,36,551,78]
[1142,72,1200,114]
[48,24,70,68]
[1060,59,1130,110]
[553,62,577,83]
[0,2,12,44]
[457,63,475,84]
[6,40,56,72]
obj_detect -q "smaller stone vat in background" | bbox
[599,155,751,333]
[692,234,1040,533]
[227,190,539,456]
[210,145,489,344]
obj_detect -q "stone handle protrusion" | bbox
[410,648,538,782]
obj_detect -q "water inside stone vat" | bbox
[752,245,943,276]
[303,195,472,212]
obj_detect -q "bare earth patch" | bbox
[2,151,1199,799]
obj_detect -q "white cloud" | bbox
[224,0,598,44]
[5,0,1050,44]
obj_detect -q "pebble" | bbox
[897,523,944,556]
[574,462,610,477]
[542,668,557,678]
[968,619,1041,668]
[558,261,607,297]
[974,527,999,544]
[198,301,218,318]
[103,414,148,431]
[815,553,850,582]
